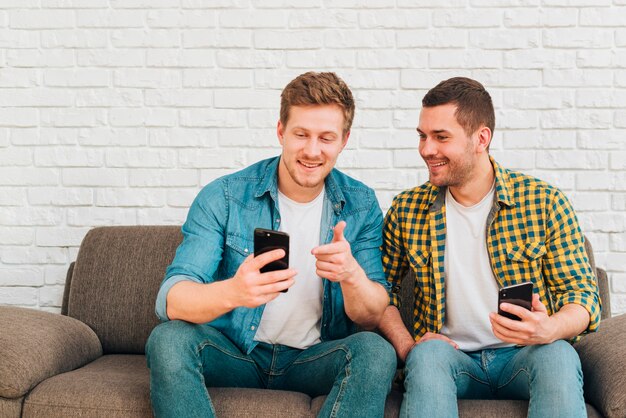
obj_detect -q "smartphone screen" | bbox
[253,228,289,274]
[498,282,533,321]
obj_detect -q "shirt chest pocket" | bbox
[505,240,546,281]
[223,233,253,277]
[407,247,430,271]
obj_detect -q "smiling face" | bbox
[277,104,348,203]
[417,103,483,189]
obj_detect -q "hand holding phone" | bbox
[498,282,533,321]
[254,228,290,292]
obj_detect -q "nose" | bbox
[419,137,436,158]
[303,137,321,157]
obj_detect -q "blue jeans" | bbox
[401,339,586,418]
[145,321,396,418]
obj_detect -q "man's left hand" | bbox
[489,294,558,345]
[311,221,364,285]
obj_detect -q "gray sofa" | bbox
[1,226,625,417]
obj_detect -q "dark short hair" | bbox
[422,77,495,137]
[280,72,355,135]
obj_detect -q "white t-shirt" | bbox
[440,183,513,351]
[254,188,324,349]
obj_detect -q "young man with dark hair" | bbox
[146,71,396,418]
[379,77,601,418]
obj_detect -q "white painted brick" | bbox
[200,169,237,185]
[0,227,33,245]
[182,30,251,48]
[339,70,398,90]
[179,149,245,168]
[612,273,626,293]
[41,109,106,128]
[41,29,108,48]
[543,28,612,49]
[433,9,501,28]
[44,265,69,286]
[579,126,623,149]
[0,88,74,107]
[113,69,181,88]
[0,267,43,286]
[39,285,65,307]
[495,110,538,129]
[220,10,286,28]
[473,69,542,87]
[109,108,178,128]
[66,207,137,226]
[490,150,535,170]
[8,128,41,145]
[0,109,38,128]
[503,50,575,69]
[355,91,419,111]
[181,0,249,7]
[359,10,428,29]
[27,187,93,206]
[0,287,38,306]
[576,50,614,69]
[106,148,176,168]
[111,29,181,48]
[358,50,428,70]
[34,147,103,167]
[2,247,67,264]
[0,188,26,206]
[394,149,424,169]
[62,168,127,187]
[352,110,392,129]
[129,169,197,187]
[10,10,75,29]
[401,70,465,90]
[397,29,466,49]
[214,90,279,109]
[243,148,280,164]
[36,227,90,247]
[252,70,304,90]
[540,109,612,129]
[149,127,218,148]
[610,152,626,170]
[180,109,245,128]
[542,0,609,4]
[96,188,165,207]
[577,90,626,108]
[111,0,179,7]
[337,150,392,169]
[613,195,626,211]
[536,150,607,170]
[504,8,577,28]
[321,0,393,7]
[252,0,319,7]
[44,69,109,87]
[147,49,215,68]
[616,71,626,87]
[183,69,252,88]
[544,69,613,87]
[289,10,356,29]
[147,10,216,28]
[0,168,59,186]
[611,173,626,192]
[352,169,421,191]
[0,147,32,166]
[504,90,574,110]
[469,29,539,49]
[575,172,613,191]
[614,111,626,129]
[569,192,611,211]
[145,89,213,107]
[286,50,355,69]
[0,128,7,147]
[76,10,144,28]
[530,170,575,191]
[580,7,626,26]
[0,29,39,48]
[324,30,395,49]
[471,0,538,5]
[359,129,417,149]
[0,207,62,226]
[606,253,626,273]
[216,50,283,69]
[0,0,39,7]
[429,50,502,69]
[137,208,189,225]
[77,127,148,147]
[218,129,277,148]
[77,49,145,68]
[167,189,197,208]
[41,0,107,7]
[254,31,322,50]
[0,69,38,87]
[75,89,143,108]
[502,130,576,149]
[610,234,626,252]
[6,49,74,68]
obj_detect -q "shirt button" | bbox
[244,248,248,253]
[250,325,255,330]
[276,219,280,223]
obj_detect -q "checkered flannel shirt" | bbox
[382,157,601,342]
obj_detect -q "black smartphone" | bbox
[253,228,289,274]
[498,282,533,321]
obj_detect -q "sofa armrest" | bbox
[575,313,626,418]
[0,306,102,399]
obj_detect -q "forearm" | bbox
[166,280,237,324]
[549,303,590,341]
[341,268,389,329]
[378,305,415,362]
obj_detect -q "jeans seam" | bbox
[329,349,351,418]
[496,367,529,391]
[291,345,349,365]
[196,341,256,364]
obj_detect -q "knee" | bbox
[146,320,202,371]
[406,339,456,369]
[345,332,397,377]
[527,340,582,378]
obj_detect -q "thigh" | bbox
[405,340,492,400]
[495,340,582,399]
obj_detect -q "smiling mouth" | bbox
[428,161,448,168]
[299,161,323,169]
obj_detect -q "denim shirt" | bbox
[155,156,389,354]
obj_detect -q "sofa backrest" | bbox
[64,226,182,355]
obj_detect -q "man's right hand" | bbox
[230,249,297,309]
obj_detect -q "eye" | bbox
[418,134,427,141]
[436,135,448,141]
[321,137,334,142]
[295,133,306,138]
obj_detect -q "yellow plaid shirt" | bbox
[382,158,601,341]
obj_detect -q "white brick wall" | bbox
[0,2,624,316]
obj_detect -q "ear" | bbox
[277,120,284,146]
[341,131,350,150]
[476,126,492,152]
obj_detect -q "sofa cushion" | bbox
[67,226,182,354]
